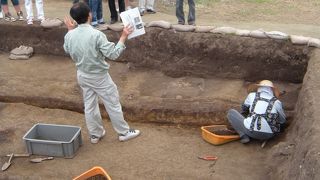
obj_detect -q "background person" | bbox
[64,2,140,144]
[0,4,3,19]
[176,0,195,25]
[1,0,24,21]
[24,0,45,25]
[108,0,125,24]
[139,0,156,16]
[88,0,104,27]
[227,80,286,144]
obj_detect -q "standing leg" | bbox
[77,72,105,139]
[24,0,33,23]
[2,0,16,21]
[0,3,3,19]
[118,0,125,14]
[146,0,155,13]
[139,0,145,14]
[97,0,104,24]
[187,0,195,25]
[175,0,185,24]
[11,0,23,20]
[96,73,130,135]
[89,0,98,26]
[35,0,45,21]
[108,0,117,23]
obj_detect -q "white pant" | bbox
[77,70,130,137]
[139,0,154,11]
[25,0,45,21]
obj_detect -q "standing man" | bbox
[176,0,195,25]
[64,2,140,144]
[108,0,125,24]
[139,0,156,16]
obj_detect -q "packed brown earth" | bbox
[0,0,320,180]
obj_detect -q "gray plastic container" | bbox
[23,123,82,158]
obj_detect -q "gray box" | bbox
[23,123,82,158]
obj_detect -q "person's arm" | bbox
[275,101,286,124]
[97,25,133,60]
[63,34,70,54]
[241,93,254,117]
[64,16,76,32]
[63,16,76,54]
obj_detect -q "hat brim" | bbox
[247,83,280,98]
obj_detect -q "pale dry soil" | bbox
[0,103,268,180]
[0,49,298,179]
[5,0,320,38]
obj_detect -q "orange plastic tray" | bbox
[201,125,240,145]
[73,166,112,180]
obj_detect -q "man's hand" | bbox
[122,25,134,38]
[119,25,134,44]
[64,16,76,31]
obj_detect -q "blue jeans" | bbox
[176,0,195,25]
[73,0,89,4]
[88,0,104,25]
[1,0,19,6]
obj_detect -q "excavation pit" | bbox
[0,22,319,179]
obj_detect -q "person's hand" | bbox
[122,24,134,38]
[64,16,76,31]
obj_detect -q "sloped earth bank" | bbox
[0,23,319,179]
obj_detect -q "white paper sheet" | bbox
[120,7,145,39]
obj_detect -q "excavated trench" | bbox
[0,21,319,179]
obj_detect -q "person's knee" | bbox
[12,0,19,6]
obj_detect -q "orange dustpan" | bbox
[73,166,112,180]
[201,125,240,145]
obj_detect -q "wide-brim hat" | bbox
[247,80,280,98]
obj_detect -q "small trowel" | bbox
[2,153,13,171]
[30,157,54,163]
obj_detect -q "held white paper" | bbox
[120,7,145,39]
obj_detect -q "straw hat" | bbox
[247,80,280,98]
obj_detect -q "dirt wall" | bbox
[268,49,320,180]
[0,22,311,83]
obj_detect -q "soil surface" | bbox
[0,52,299,125]
[0,0,319,179]
[0,103,268,180]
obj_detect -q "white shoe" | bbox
[27,19,33,25]
[90,129,106,144]
[119,129,140,142]
[0,10,3,19]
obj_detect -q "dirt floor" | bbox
[0,0,320,179]
[0,103,269,180]
[7,0,319,38]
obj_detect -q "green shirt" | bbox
[63,24,126,74]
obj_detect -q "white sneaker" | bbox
[90,129,106,144]
[119,129,140,142]
[0,10,3,19]
[27,19,33,25]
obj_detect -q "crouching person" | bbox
[63,2,140,144]
[227,80,286,144]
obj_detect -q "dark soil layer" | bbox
[267,49,320,180]
[0,22,312,83]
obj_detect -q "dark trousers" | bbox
[1,0,19,6]
[176,0,195,24]
[227,109,274,140]
[108,0,125,21]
